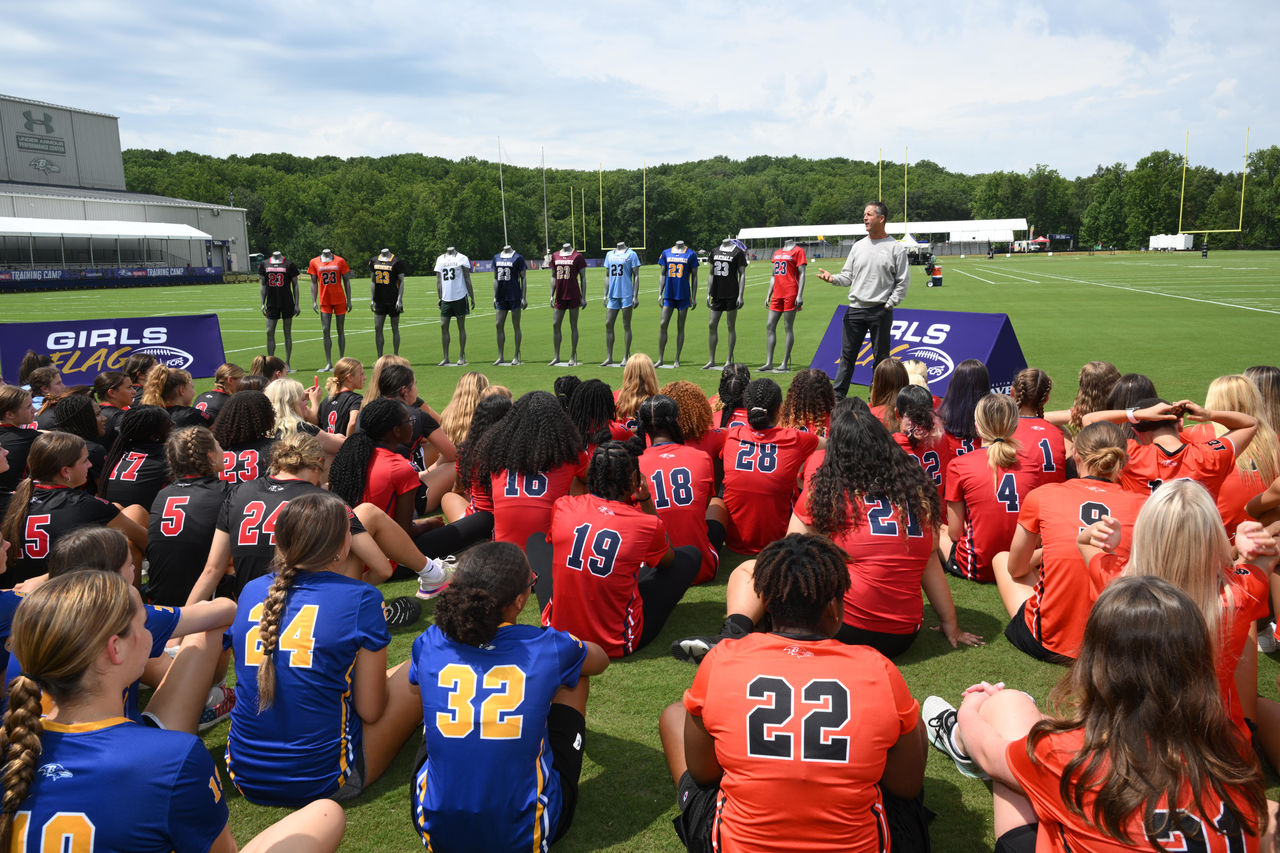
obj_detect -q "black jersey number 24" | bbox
[746,675,849,762]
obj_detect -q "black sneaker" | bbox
[383,596,423,628]
[670,635,720,664]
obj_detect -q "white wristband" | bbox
[1125,407,1139,424]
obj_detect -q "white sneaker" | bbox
[923,695,988,780]
[416,555,457,600]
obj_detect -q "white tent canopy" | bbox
[951,230,1016,242]
[0,217,211,241]
[736,218,1028,241]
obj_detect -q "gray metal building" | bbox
[0,94,248,271]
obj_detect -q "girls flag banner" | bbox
[0,314,226,384]
[809,307,1027,395]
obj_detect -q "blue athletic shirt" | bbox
[408,622,588,853]
[225,570,391,807]
[493,252,527,302]
[12,717,227,852]
[604,248,642,300]
[658,246,699,303]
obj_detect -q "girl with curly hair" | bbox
[408,542,608,851]
[780,368,836,436]
[210,389,277,485]
[475,391,587,552]
[660,379,726,486]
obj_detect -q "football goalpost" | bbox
[1178,128,1250,239]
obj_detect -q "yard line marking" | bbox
[951,268,997,284]
[974,266,1040,283]
[1036,272,1280,315]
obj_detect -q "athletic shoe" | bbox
[671,617,750,664]
[923,695,988,780]
[383,596,423,628]
[416,555,457,600]
[198,685,236,733]
[1260,621,1278,654]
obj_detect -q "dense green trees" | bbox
[122,145,1279,270]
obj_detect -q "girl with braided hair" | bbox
[141,364,209,428]
[210,389,277,485]
[943,394,1037,583]
[193,361,244,424]
[408,542,609,851]
[47,393,107,495]
[719,377,821,554]
[144,426,230,605]
[0,570,346,852]
[93,369,133,446]
[1010,367,1068,486]
[569,378,633,454]
[4,431,147,585]
[226,492,424,807]
[532,439,698,657]
[660,534,928,853]
[100,405,172,510]
[0,386,37,518]
[329,398,423,536]
[780,368,836,436]
[711,362,750,428]
[476,390,588,551]
[636,394,727,585]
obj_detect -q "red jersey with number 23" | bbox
[770,245,807,297]
[542,494,670,658]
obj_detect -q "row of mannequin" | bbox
[257,236,805,371]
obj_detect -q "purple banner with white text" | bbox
[809,307,1026,395]
[0,314,227,385]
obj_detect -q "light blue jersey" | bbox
[604,248,641,302]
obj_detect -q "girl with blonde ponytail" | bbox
[942,394,1037,583]
[0,570,345,852]
[317,356,364,436]
[225,491,423,808]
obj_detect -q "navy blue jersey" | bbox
[146,476,230,606]
[409,622,588,852]
[101,441,169,509]
[11,718,227,852]
[8,484,119,584]
[226,570,391,807]
[493,252,527,301]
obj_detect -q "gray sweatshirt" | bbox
[829,236,910,308]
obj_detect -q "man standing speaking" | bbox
[816,201,910,398]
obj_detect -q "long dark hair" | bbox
[1,432,87,549]
[1027,575,1265,846]
[210,390,275,448]
[806,397,940,536]
[434,542,531,646]
[717,363,750,428]
[49,395,101,443]
[456,394,513,495]
[328,398,407,507]
[936,358,989,441]
[474,391,582,480]
[567,379,618,446]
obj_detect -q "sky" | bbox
[3,0,1275,178]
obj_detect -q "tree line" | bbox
[122,145,1280,273]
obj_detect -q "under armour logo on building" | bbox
[23,111,54,134]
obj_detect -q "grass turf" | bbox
[4,249,1279,850]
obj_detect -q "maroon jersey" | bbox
[550,251,586,303]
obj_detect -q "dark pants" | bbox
[832,305,893,397]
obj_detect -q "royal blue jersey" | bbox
[493,252,527,301]
[658,247,699,302]
[122,605,182,722]
[408,622,588,853]
[604,248,641,300]
[12,717,227,852]
[226,570,391,807]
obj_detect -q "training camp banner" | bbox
[0,314,227,385]
[809,307,1027,395]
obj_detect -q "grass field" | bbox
[4,250,1280,851]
